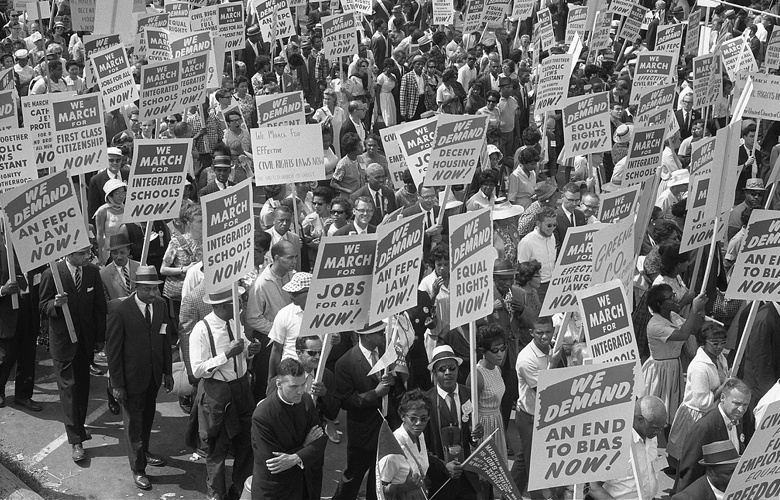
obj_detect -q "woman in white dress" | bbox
[378,389,430,500]
[375,59,398,126]
[313,88,346,157]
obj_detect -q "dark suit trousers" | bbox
[0,294,38,400]
[332,445,377,500]
[122,377,160,473]
[53,346,92,444]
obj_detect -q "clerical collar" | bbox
[277,389,295,406]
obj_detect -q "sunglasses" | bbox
[487,100,499,104]
[301,349,321,356]
[331,210,345,215]
[489,345,507,354]
[436,364,457,373]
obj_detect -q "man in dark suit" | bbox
[88,147,129,222]
[370,19,389,70]
[674,378,751,493]
[198,153,235,198]
[252,358,328,500]
[675,94,701,140]
[39,246,107,462]
[339,100,368,148]
[401,185,446,263]
[553,182,587,254]
[331,321,399,500]
[424,345,483,499]
[298,38,319,108]
[672,440,738,500]
[350,163,398,226]
[0,241,24,408]
[238,25,265,81]
[334,196,378,236]
[270,55,296,93]
[477,58,502,101]
[106,265,173,490]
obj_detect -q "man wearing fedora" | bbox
[332,321,399,500]
[87,146,129,222]
[675,378,750,493]
[671,440,738,500]
[105,265,173,490]
[238,24,265,81]
[39,246,107,462]
[190,289,261,500]
[727,178,765,241]
[198,152,235,198]
[423,345,484,499]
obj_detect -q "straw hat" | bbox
[698,440,741,466]
[493,200,524,220]
[133,265,163,285]
[203,289,233,305]
[427,345,463,371]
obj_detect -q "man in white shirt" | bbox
[589,395,667,500]
[268,272,309,380]
[333,196,377,235]
[265,206,302,270]
[655,169,689,221]
[457,50,478,91]
[517,206,557,302]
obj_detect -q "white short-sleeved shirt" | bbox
[269,302,303,361]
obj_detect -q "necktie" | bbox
[226,320,240,377]
[370,349,379,366]
[446,393,456,422]
[74,267,81,292]
[145,304,151,329]
[122,265,130,295]
[375,191,383,218]
[426,211,433,229]
[570,213,575,227]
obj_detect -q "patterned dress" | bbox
[475,362,507,464]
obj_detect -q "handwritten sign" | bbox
[252,125,325,185]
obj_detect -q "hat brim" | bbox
[699,457,741,466]
[427,355,463,371]
[134,279,164,285]
[493,207,524,220]
[203,296,233,305]
[494,269,518,276]
[108,243,132,251]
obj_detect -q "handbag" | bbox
[712,288,742,320]
[170,362,192,398]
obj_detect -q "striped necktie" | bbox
[74,267,81,292]
[122,265,130,295]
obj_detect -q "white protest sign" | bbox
[732,72,780,121]
[70,0,95,32]
[723,401,780,499]
[0,130,37,193]
[170,31,219,90]
[597,184,641,224]
[680,137,719,252]
[381,123,410,189]
[621,125,666,187]
[433,0,454,25]
[562,92,611,158]
[725,210,780,301]
[592,218,635,302]
[252,124,325,185]
[253,0,295,42]
[529,361,636,491]
[685,10,701,56]
[139,59,179,122]
[512,0,534,21]
[0,171,90,274]
[607,0,633,16]
[449,208,495,329]
[165,1,191,35]
[634,83,676,127]
[301,234,377,336]
[90,45,139,112]
[721,36,758,81]
[537,8,555,52]
[463,0,485,34]
[535,54,573,115]
[590,10,613,51]
[540,225,599,316]
[425,114,487,186]
[322,12,358,60]
[630,51,675,105]
[255,91,305,127]
[483,0,508,28]
[201,178,254,292]
[565,6,588,45]
[693,53,722,110]
[144,27,172,62]
[133,12,169,58]
[397,116,437,189]
[619,5,647,43]
[83,34,122,88]
[21,93,75,169]
[370,214,424,322]
[123,139,191,224]
[765,28,780,71]
[655,23,684,55]
[48,94,107,176]
[189,3,244,51]
[177,51,210,110]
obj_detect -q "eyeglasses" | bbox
[565,196,581,203]
[436,364,458,373]
[331,210,345,215]
[166,119,178,123]
[421,194,437,200]
[302,349,322,356]
[489,345,507,354]
[355,208,374,214]
[312,201,325,206]
[405,415,430,424]
[706,340,727,348]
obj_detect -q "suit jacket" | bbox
[553,207,587,253]
[402,203,448,261]
[100,260,139,312]
[39,261,107,362]
[370,33,388,69]
[87,168,130,221]
[272,71,296,93]
[198,179,236,198]
[339,117,366,149]
[333,222,377,236]
[674,108,701,140]
[251,390,328,499]
[400,70,424,120]
[351,185,399,226]
[334,344,396,452]
[239,39,266,81]
[106,294,172,395]
[671,476,718,500]
[297,54,318,105]
[674,406,745,493]
[0,243,18,339]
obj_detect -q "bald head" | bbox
[366,162,387,190]
[634,395,667,440]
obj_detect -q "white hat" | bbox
[427,345,463,371]
[493,200,524,220]
[107,146,123,157]
[103,178,127,201]
[667,169,690,188]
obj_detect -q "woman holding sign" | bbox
[95,179,127,264]
[160,205,203,321]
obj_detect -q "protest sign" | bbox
[133,12,169,58]
[170,31,219,90]
[449,208,495,329]
[592,219,635,303]
[619,5,647,43]
[565,6,588,45]
[590,10,613,51]
[562,92,611,158]
[0,89,15,131]
[483,0,508,28]
[680,137,720,252]
[0,68,12,92]
[512,0,534,21]
[370,214,424,322]
[463,0,485,34]
[0,130,37,193]
[597,184,640,224]
[165,1,191,34]
[433,0,454,25]
[139,59,179,122]
[70,0,95,32]
[536,54,573,115]
[709,121,742,219]
[634,83,676,127]
[177,52,210,111]
[253,0,295,42]
[302,234,376,335]
[345,0,372,14]
[655,23,684,55]
[725,210,780,301]
[189,3,244,50]
[83,34,122,88]
[462,429,522,500]
[765,29,780,71]
[685,10,702,56]
[425,114,487,186]
[537,8,555,52]
[252,124,325,185]
[255,91,305,127]
[721,37,758,81]
[723,400,780,500]
[322,12,358,60]
[0,171,90,274]
[693,54,723,110]
[529,361,636,491]
[621,125,666,187]
[201,178,254,292]
[607,0,633,16]
[380,123,410,189]
[144,27,172,62]
[123,140,191,224]
[90,45,139,112]
[630,52,675,105]
[21,93,74,169]
[48,94,107,176]
[578,281,639,364]
[540,225,599,316]
[397,116,437,189]
[93,0,135,45]
[732,72,780,121]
